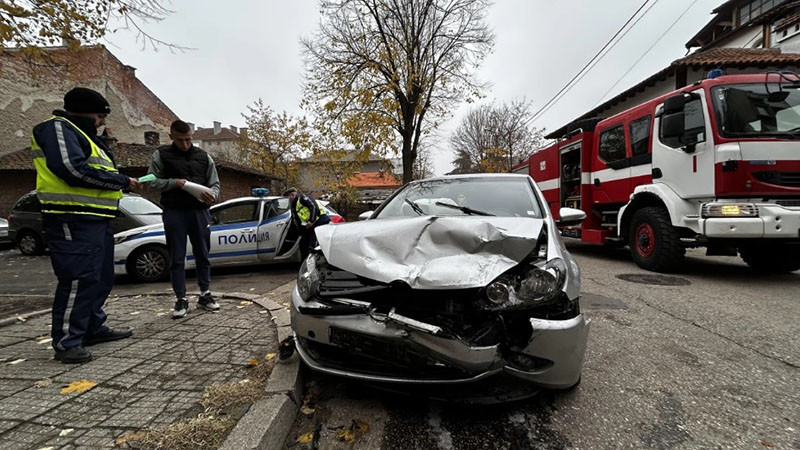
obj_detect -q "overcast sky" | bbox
[107,0,724,175]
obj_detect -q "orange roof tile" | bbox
[348,171,401,188]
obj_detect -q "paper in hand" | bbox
[138,174,156,183]
[181,181,215,202]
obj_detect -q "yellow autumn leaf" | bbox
[296,432,314,444]
[265,353,276,361]
[60,380,97,394]
[239,301,253,306]
[248,358,259,367]
[115,432,145,445]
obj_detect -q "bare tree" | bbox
[450,99,546,173]
[0,1,182,52]
[302,0,494,184]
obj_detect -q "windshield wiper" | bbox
[405,198,424,216]
[434,201,495,216]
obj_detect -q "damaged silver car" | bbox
[290,174,589,390]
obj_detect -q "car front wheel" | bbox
[128,245,170,282]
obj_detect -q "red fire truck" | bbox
[529,72,800,273]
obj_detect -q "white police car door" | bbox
[207,200,262,266]
[256,198,291,261]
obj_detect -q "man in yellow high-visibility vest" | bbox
[283,187,330,261]
[32,87,140,364]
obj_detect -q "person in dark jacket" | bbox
[283,187,330,261]
[147,120,220,319]
[32,87,139,364]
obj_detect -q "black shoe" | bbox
[172,298,189,319]
[54,346,92,364]
[198,293,220,311]
[84,329,133,346]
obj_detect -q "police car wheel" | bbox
[17,230,44,256]
[128,245,169,282]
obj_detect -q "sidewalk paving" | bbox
[0,292,277,449]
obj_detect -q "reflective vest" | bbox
[32,116,123,218]
[295,198,329,225]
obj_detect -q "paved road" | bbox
[286,243,800,449]
[0,247,297,319]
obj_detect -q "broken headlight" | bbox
[297,254,321,301]
[483,258,567,308]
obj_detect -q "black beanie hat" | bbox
[64,87,111,114]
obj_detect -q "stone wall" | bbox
[0,46,177,156]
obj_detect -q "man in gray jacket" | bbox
[147,120,220,318]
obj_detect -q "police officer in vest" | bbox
[283,187,330,261]
[32,87,139,364]
[147,120,220,319]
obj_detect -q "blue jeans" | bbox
[162,208,211,299]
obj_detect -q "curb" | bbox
[0,308,51,328]
[221,280,302,450]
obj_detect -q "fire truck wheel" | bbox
[739,245,800,273]
[628,207,685,272]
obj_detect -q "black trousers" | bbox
[43,214,113,350]
[299,215,331,261]
[162,208,211,299]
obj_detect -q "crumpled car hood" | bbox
[315,216,543,289]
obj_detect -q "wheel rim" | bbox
[19,235,37,254]
[136,250,166,279]
[635,223,655,258]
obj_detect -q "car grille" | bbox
[775,199,800,208]
[299,334,469,380]
[753,171,800,188]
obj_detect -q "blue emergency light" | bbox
[706,68,723,79]
[252,188,269,197]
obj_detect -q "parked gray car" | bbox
[291,174,589,393]
[8,191,163,255]
[0,218,10,247]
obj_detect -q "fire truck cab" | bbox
[530,73,800,273]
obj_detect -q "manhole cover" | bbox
[615,273,691,286]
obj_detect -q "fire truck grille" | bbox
[775,199,800,208]
[753,171,800,188]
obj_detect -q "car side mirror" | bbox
[211,216,220,225]
[557,207,586,226]
[358,211,374,221]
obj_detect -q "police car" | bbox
[113,189,343,282]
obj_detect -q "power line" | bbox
[526,0,654,125]
[593,0,702,107]
[526,0,662,125]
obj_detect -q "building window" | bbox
[629,116,652,156]
[739,0,786,26]
[598,125,627,164]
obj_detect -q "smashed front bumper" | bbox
[290,285,589,389]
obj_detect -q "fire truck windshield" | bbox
[712,83,800,139]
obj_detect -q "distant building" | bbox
[0,45,178,156]
[193,121,246,159]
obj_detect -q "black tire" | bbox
[127,245,170,282]
[17,230,45,256]
[739,244,800,273]
[628,207,685,272]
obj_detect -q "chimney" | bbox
[229,125,238,134]
[213,121,221,135]
[123,65,137,76]
[186,122,196,133]
[144,131,160,146]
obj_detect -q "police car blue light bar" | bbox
[252,188,269,197]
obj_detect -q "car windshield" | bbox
[712,83,800,138]
[120,196,162,215]
[376,177,542,219]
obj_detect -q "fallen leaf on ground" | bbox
[58,428,74,437]
[259,310,268,314]
[129,311,140,315]
[60,380,97,394]
[337,420,369,443]
[265,353,276,361]
[761,440,775,448]
[8,359,26,365]
[248,358,259,367]
[115,432,145,445]
[236,306,244,309]
[300,406,315,416]
[16,316,26,322]
[249,288,255,291]
[296,433,314,444]
[35,447,54,450]
[36,338,53,345]
[33,378,52,388]
[240,301,253,306]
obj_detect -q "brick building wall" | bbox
[0,46,178,156]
